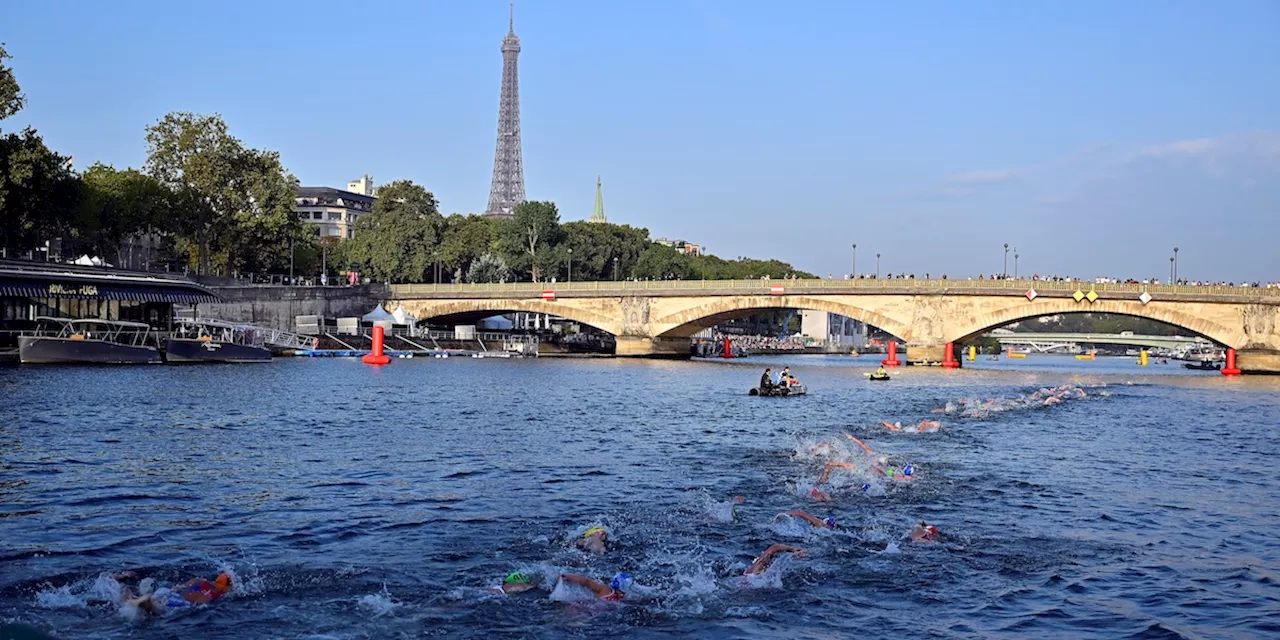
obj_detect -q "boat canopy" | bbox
[362,304,395,322]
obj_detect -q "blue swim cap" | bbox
[823,517,836,528]
[903,464,914,477]
[610,572,632,592]
[861,483,872,493]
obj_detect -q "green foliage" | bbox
[77,163,172,262]
[144,112,299,275]
[0,44,24,121]
[688,254,815,280]
[562,221,649,281]
[1009,313,1188,336]
[631,243,696,280]
[498,200,563,282]
[0,128,80,255]
[466,252,513,283]
[439,214,495,278]
[345,180,443,283]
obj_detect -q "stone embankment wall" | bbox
[196,284,386,331]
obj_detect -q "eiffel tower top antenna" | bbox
[509,1,514,34]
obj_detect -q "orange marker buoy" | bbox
[362,325,391,365]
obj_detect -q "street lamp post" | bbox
[1173,246,1179,283]
[567,248,573,283]
[1169,256,1175,285]
[289,237,294,281]
[876,253,881,278]
[1014,249,1019,278]
[322,243,327,283]
[613,257,619,280]
[852,243,857,277]
[1003,243,1009,277]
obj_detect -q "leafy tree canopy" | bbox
[345,180,443,283]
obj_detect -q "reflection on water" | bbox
[1,356,1278,639]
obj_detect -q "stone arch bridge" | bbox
[388,279,1280,374]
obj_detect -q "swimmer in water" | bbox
[557,572,631,601]
[577,526,609,554]
[808,460,857,500]
[743,544,806,575]
[118,571,232,616]
[490,571,538,595]
[784,510,837,529]
[910,520,939,543]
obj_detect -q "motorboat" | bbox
[165,319,272,363]
[19,317,162,364]
[1183,361,1222,371]
[749,384,807,397]
[869,373,891,381]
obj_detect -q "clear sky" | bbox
[5,0,1278,281]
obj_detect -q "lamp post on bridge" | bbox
[1173,246,1179,283]
[852,243,857,278]
[613,257,619,281]
[567,248,573,284]
[1003,243,1009,277]
[1169,256,1175,285]
[1014,249,1019,279]
[876,253,881,279]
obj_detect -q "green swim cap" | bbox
[504,571,530,584]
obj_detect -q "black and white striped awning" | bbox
[0,266,220,304]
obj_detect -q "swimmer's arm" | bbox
[786,511,826,528]
[559,574,612,598]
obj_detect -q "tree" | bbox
[345,180,443,282]
[438,214,495,279]
[562,221,650,281]
[0,44,24,121]
[498,200,563,282]
[77,163,172,265]
[144,112,299,275]
[631,243,695,280]
[466,252,513,283]
[0,128,80,256]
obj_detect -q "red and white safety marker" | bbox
[541,290,556,301]
[1025,288,1038,301]
[770,285,785,296]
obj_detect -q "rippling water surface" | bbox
[2,356,1278,639]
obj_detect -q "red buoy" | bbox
[722,337,732,359]
[882,340,902,367]
[362,325,391,365]
[1221,347,1241,376]
[942,342,960,368]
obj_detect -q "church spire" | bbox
[590,175,607,223]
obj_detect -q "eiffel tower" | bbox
[484,2,525,219]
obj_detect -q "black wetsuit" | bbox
[760,372,773,390]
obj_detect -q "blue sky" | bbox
[5,0,1278,281]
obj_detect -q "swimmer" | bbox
[119,571,233,616]
[490,571,538,595]
[881,420,903,431]
[743,544,806,575]
[915,420,941,433]
[557,572,631,601]
[873,457,914,482]
[817,460,857,484]
[577,526,609,554]
[784,510,836,529]
[844,434,875,455]
[909,520,939,543]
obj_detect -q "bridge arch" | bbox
[948,299,1244,348]
[650,295,911,341]
[394,298,622,336]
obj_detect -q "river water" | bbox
[2,355,1278,639]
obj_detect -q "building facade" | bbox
[295,186,376,239]
[347,174,377,197]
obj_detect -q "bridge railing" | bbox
[391,278,1280,299]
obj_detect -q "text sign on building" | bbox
[541,290,556,301]
[48,284,99,296]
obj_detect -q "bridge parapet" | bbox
[391,279,1280,304]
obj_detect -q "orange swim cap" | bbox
[213,573,232,592]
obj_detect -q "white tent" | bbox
[71,255,112,267]
[480,315,513,330]
[362,304,395,323]
[391,304,417,325]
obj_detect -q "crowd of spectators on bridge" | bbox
[712,331,808,352]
